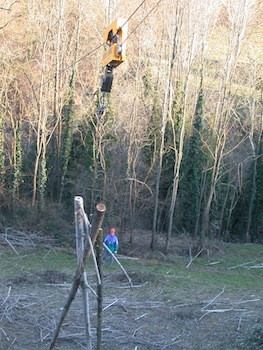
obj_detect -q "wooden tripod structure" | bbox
[49,196,106,350]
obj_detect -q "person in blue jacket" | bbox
[103,227,118,266]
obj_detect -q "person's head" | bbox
[110,227,115,235]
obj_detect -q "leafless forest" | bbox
[0,0,262,247]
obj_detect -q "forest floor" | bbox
[0,230,263,350]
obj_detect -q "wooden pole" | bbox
[103,242,133,287]
[96,228,103,350]
[81,272,92,350]
[75,196,84,262]
[74,196,92,350]
[49,200,106,350]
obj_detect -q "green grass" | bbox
[1,242,262,295]
[126,242,263,300]
[0,248,77,280]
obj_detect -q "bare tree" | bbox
[200,0,256,243]
[165,0,220,252]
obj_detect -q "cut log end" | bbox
[74,195,83,201]
[96,203,106,213]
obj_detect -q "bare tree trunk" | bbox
[194,164,207,238]
[32,12,52,207]
[151,37,175,250]
[151,104,167,250]
[218,173,231,238]
[59,2,82,203]
[32,64,46,207]
[53,0,65,199]
[200,0,253,243]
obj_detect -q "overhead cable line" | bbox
[23,0,163,99]
[122,0,163,45]
[61,43,104,75]
[24,43,104,99]
[121,0,148,28]
[55,0,163,77]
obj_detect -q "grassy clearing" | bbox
[1,242,262,292]
[130,243,263,291]
[0,248,77,280]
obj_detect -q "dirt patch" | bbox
[113,270,156,284]
[1,266,262,350]
[6,270,70,285]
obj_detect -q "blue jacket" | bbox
[104,234,118,253]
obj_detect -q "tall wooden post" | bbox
[75,196,84,262]
[95,228,103,350]
[74,196,92,350]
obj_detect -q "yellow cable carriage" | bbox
[102,17,128,68]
